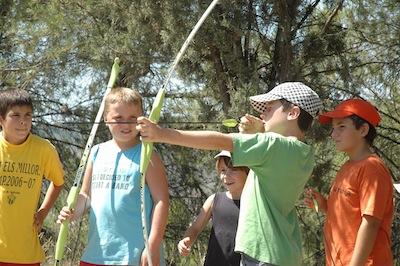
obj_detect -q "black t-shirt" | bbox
[204,192,241,266]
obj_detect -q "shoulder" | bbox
[361,155,390,174]
[366,154,387,164]
[232,132,280,148]
[93,140,117,152]
[206,193,216,202]
[203,194,216,207]
[234,132,302,144]
[349,155,392,185]
[30,134,52,145]
[213,192,226,201]
[30,134,58,152]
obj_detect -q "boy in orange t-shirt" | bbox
[305,99,394,266]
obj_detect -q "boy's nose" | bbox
[330,128,338,137]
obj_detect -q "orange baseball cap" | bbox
[318,98,381,127]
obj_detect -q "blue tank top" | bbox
[81,141,164,265]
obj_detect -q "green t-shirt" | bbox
[232,132,314,266]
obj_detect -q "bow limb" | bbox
[54,58,120,266]
[139,0,220,265]
[139,89,165,266]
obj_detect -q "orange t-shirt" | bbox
[324,154,394,266]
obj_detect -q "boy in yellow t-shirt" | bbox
[305,99,394,266]
[0,88,65,265]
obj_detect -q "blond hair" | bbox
[104,87,143,115]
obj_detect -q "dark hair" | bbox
[279,99,314,132]
[0,88,33,118]
[348,114,377,145]
[216,156,250,175]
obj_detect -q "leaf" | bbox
[222,118,238,127]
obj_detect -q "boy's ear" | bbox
[103,116,109,126]
[360,122,370,137]
[287,106,301,120]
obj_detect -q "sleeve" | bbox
[90,144,100,164]
[358,159,392,220]
[43,140,65,186]
[232,133,278,167]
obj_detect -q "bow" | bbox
[139,1,220,265]
[54,58,120,266]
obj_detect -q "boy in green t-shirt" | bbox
[137,82,322,265]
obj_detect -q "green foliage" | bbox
[1,0,400,265]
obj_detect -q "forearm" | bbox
[182,195,214,246]
[350,216,380,266]
[182,227,200,247]
[162,129,233,151]
[38,183,63,216]
[148,200,169,250]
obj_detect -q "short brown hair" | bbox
[0,88,33,118]
[348,114,377,146]
[215,156,250,175]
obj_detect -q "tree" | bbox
[1,0,399,265]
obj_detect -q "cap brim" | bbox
[318,110,354,124]
[214,150,231,158]
[250,94,282,103]
[250,94,282,113]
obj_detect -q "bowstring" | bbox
[141,1,221,264]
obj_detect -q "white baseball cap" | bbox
[214,150,231,158]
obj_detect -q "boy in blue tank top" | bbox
[137,82,322,266]
[57,87,169,266]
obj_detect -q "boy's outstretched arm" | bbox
[137,117,234,152]
[349,215,381,266]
